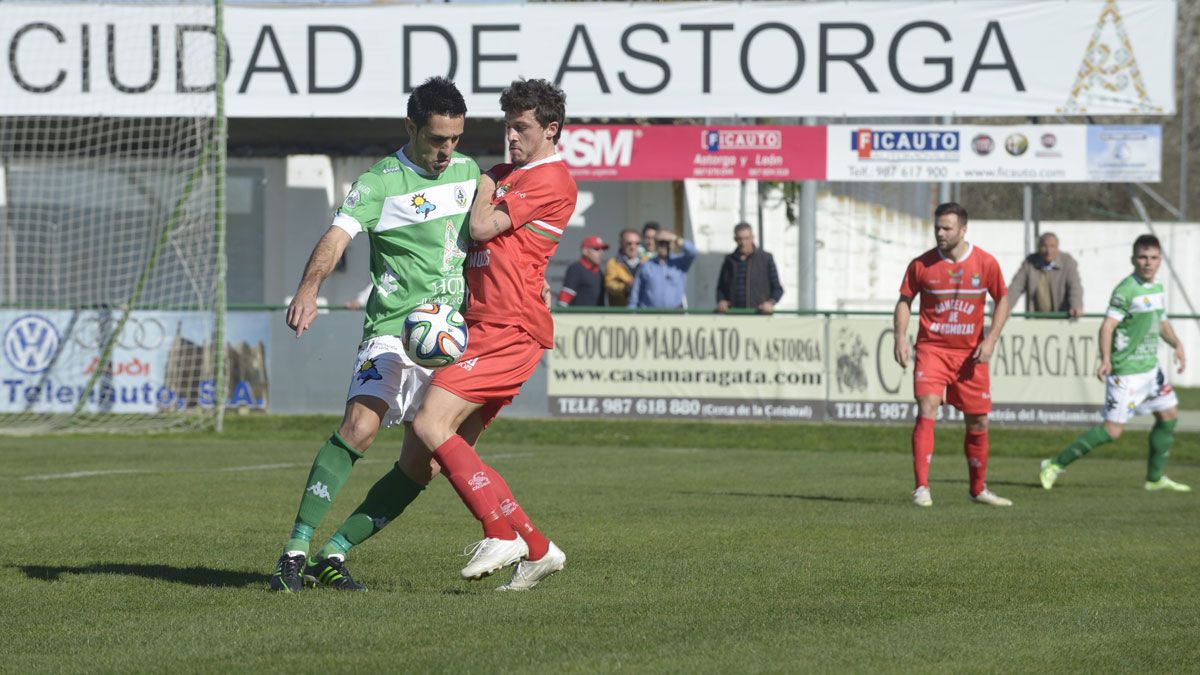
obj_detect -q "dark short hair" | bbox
[619,228,639,242]
[1039,232,1058,243]
[500,78,567,142]
[934,202,968,225]
[734,222,753,236]
[1133,234,1161,254]
[642,222,660,236]
[407,77,467,130]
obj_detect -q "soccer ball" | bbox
[403,303,468,368]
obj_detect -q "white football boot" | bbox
[970,488,1013,506]
[460,537,528,580]
[497,542,567,592]
[912,486,933,507]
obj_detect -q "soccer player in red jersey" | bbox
[893,202,1013,507]
[412,79,577,589]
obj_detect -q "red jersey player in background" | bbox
[893,202,1013,508]
[412,79,577,590]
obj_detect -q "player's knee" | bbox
[338,418,378,451]
[1104,421,1125,440]
[966,415,988,433]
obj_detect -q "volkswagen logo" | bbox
[3,314,61,374]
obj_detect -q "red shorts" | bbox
[913,345,991,415]
[432,321,545,427]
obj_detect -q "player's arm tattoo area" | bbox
[470,198,513,241]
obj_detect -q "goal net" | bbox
[0,0,226,434]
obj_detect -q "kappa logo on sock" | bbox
[467,471,491,491]
[370,516,390,530]
[458,357,480,371]
[968,457,983,468]
[306,481,332,501]
[499,498,518,516]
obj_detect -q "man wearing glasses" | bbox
[626,229,697,309]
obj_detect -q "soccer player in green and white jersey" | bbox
[269,77,481,592]
[1040,234,1190,493]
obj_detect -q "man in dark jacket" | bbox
[716,223,783,314]
[557,235,608,306]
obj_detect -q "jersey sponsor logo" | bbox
[3,314,60,374]
[306,481,332,501]
[411,193,437,219]
[467,250,491,269]
[934,299,977,315]
[851,129,959,161]
[441,221,467,273]
[467,471,491,491]
[356,360,382,384]
[377,270,400,297]
[948,268,964,283]
[929,322,977,335]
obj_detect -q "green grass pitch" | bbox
[1,418,1197,673]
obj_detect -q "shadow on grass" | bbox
[16,563,265,588]
[675,490,885,504]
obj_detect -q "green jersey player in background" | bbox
[1040,234,1190,493]
[269,77,480,592]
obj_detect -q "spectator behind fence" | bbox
[1008,232,1083,318]
[640,221,659,262]
[627,230,696,309]
[604,228,642,307]
[557,235,608,306]
[715,222,783,315]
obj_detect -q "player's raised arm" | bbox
[1160,319,1187,374]
[893,295,913,368]
[469,172,513,241]
[287,226,352,338]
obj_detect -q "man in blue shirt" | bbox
[627,230,697,309]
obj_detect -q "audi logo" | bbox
[72,317,168,350]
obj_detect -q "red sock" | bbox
[912,416,935,489]
[432,436,515,540]
[482,464,550,560]
[965,430,989,497]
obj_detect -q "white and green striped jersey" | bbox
[332,149,480,342]
[1105,274,1167,375]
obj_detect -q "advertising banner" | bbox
[0,1,1176,118]
[558,125,825,181]
[826,317,1105,425]
[547,314,827,421]
[0,310,269,414]
[826,125,1161,183]
[549,314,1108,426]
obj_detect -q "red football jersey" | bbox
[899,243,1007,351]
[465,155,578,348]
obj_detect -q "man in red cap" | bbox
[557,235,609,306]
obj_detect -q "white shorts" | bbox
[345,336,433,427]
[1103,365,1179,424]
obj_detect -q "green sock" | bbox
[1053,425,1113,467]
[319,463,426,559]
[1146,418,1178,482]
[283,432,364,554]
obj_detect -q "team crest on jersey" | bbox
[495,183,512,199]
[343,189,360,209]
[971,273,982,288]
[454,185,468,208]
[357,360,382,384]
[411,193,437,219]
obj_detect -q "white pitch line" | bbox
[215,463,303,473]
[480,452,535,460]
[21,469,146,481]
